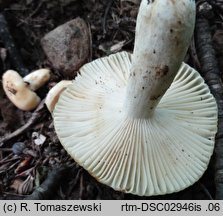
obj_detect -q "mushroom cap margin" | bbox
[53,51,217,196]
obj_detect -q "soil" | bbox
[0,0,223,200]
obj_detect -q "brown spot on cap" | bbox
[7,86,17,95]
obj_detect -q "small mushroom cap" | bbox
[23,69,50,91]
[2,70,41,111]
[53,52,217,196]
[45,80,72,113]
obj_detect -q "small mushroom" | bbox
[2,70,41,111]
[2,68,50,111]
[23,69,50,91]
[53,0,217,196]
[45,80,72,113]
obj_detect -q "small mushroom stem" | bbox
[124,0,195,118]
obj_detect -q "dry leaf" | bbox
[16,167,34,177]
[110,40,126,52]
[10,178,23,192]
[15,156,32,174]
[10,175,34,195]
[99,41,126,54]
[18,175,34,195]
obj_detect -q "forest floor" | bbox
[0,0,223,200]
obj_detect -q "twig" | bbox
[79,170,86,199]
[199,183,213,200]
[0,153,14,164]
[87,22,93,61]
[195,16,223,200]
[102,0,114,35]
[189,36,201,71]
[0,100,46,147]
[0,12,28,76]
[17,2,44,27]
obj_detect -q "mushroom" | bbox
[53,0,217,196]
[2,69,50,111]
[2,70,41,111]
[45,80,72,113]
[23,69,50,91]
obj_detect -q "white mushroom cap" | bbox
[53,52,217,196]
[53,0,217,196]
[2,70,41,111]
[23,69,50,91]
[45,80,72,113]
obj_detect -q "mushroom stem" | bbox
[124,0,195,118]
